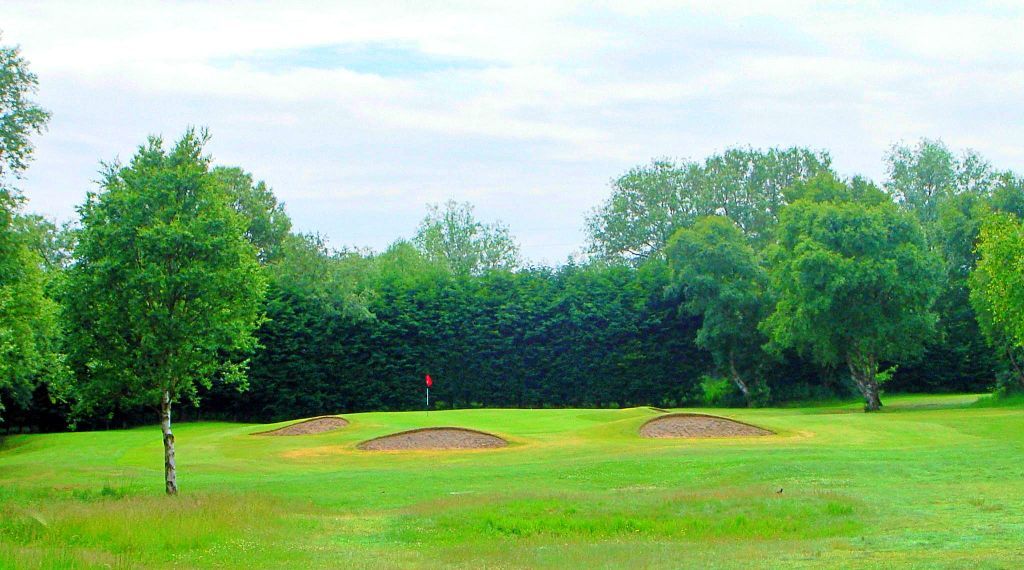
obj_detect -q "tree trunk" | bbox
[861,377,882,412]
[160,391,178,496]
[728,354,752,405]
[847,354,882,412]
[1005,347,1024,390]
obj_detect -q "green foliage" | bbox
[585,159,696,263]
[266,233,372,314]
[895,192,996,392]
[666,216,770,405]
[222,250,706,422]
[700,147,833,244]
[989,172,1024,218]
[13,214,74,273]
[885,139,996,225]
[762,175,942,410]
[413,200,520,275]
[211,167,291,263]
[0,38,50,184]
[63,130,266,417]
[0,191,64,420]
[9,125,1020,427]
[212,233,372,420]
[586,147,832,264]
[699,375,742,406]
[881,140,1006,393]
[0,39,59,422]
[785,173,889,206]
[970,212,1024,390]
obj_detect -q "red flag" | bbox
[425,374,433,388]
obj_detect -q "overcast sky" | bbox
[5,1,1024,263]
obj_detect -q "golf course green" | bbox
[1,394,1022,568]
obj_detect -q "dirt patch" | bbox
[358,427,507,451]
[639,413,772,438]
[254,416,349,436]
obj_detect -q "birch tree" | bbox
[666,216,770,405]
[761,174,941,411]
[65,130,265,494]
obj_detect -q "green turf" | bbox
[1,394,1022,568]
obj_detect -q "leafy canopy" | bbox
[666,216,769,403]
[0,38,50,185]
[211,166,291,264]
[885,139,996,225]
[0,38,58,420]
[64,130,266,416]
[0,191,64,418]
[762,174,942,371]
[587,147,833,264]
[413,200,520,275]
[971,213,1024,352]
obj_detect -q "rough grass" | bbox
[1,394,1022,568]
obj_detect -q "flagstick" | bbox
[426,386,430,416]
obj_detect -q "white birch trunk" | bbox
[847,354,882,412]
[160,390,178,495]
[728,354,752,404]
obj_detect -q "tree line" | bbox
[3,40,1024,492]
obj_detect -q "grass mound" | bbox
[357,427,507,451]
[253,416,349,436]
[639,413,772,438]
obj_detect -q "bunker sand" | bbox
[253,416,349,436]
[358,427,507,451]
[640,413,772,438]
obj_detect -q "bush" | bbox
[700,376,740,407]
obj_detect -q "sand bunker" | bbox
[639,413,772,438]
[255,416,349,436]
[358,427,507,451]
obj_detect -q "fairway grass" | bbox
[1,394,1022,568]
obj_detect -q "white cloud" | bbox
[4,0,1024,263]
